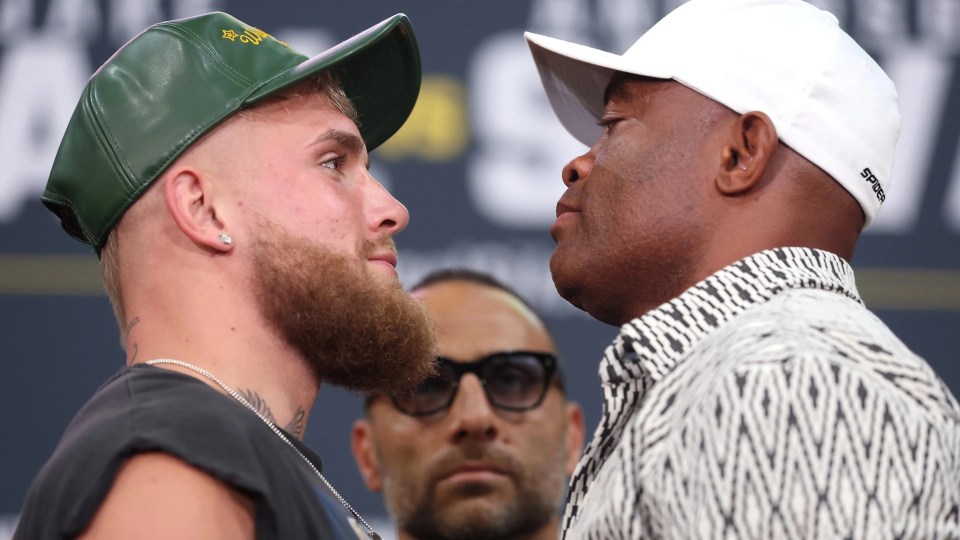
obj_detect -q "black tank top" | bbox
[16,364,367,539]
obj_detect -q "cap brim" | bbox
[248,14,421,151]
[525,32,669,146]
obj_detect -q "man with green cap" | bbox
[16,11,434,540]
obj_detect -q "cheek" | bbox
[579,179,637,254]
[279,200,362,248]
[509,423,570,488]
[511,409,568,457]
[584,149,642,222]
[260,167,363,225]
[315,195,370,239]
[590,142,681,236]
[375,424,431,475]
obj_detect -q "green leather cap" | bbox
[43,12,421,255]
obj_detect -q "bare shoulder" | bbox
[78,452,255,539]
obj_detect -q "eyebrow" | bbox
[308,128,370,169]
[603,77,632,106]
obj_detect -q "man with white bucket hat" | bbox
[526,0,960,537]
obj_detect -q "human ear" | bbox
[163,167,233,253]
[716,111,778,196]
[351,420,383,492]
[564,403,585,476]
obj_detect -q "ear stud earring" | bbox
[218,232,233,246]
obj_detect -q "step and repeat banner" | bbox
[2,0,958,535]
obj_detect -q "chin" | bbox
[366,261,399,282]
[549,254,579,302]
[557,280,625,327]
[440,495,507,522]
[550,274,589,317]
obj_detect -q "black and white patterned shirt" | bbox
[563,247,960,539]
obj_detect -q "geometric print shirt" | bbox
[561,247,960,539]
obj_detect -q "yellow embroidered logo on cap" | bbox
[220,27,288,47]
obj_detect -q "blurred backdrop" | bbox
[1,0,959,538]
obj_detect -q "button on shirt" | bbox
[562,247,960,539]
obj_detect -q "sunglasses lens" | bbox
[484,354,549,410]
[391,364,456,415]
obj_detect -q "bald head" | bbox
[411,279,557,369]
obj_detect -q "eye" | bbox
[319,155,344,170]
[486,360,541,400]
[596,117,621,130]
[413,375,452,398]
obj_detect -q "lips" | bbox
[555,195,579,218]
[439,462,508,484]
[427,445,521,493]
[367,252,397,268]
[551,198,581,240]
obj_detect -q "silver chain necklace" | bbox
[145,358,381,540]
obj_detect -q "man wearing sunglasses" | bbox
[352,269,585,540]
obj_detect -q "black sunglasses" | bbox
[389,351,559,417]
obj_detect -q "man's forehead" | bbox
[417,281,540,328]
[242,91,345,121]
[415,281,555,358]
[602,72,670,106]
[236,94,366,151]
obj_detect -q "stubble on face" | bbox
[383,433,568,540]
[252,220,436,394]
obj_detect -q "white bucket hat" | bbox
[525,0,900,228]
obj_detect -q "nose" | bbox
[447,374,498,444]
[561,151,594,188]
[366,174,410,236]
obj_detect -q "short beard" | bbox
[391,444,565,540]
[400,487,557,540]
[251,221,436,394]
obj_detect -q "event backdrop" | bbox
[1,0,958,537]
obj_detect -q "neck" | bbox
[146,358,310,438]
[132,333,316,440]
[122,260,319,439]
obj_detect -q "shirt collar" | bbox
[600,247,861,386]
